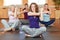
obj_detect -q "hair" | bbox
[44,3,49,11]
[44,3,48,6]
[23,3,28,10]
[24,3,28,6]
[8,5,16,11]
[29,3,39,13]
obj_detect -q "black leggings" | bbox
[39,18,55,27]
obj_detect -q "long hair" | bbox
[29,3,39,13]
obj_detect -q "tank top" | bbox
[28,16,40,28]
[43,13,50,22]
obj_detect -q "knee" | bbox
[1,19,6,23]
[22,25,26,30]
[40,27,47,32]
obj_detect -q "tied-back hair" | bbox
[29,3,39,13]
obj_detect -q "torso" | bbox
[23,8,28,19]
[8,11,19,23]
[24,12,28,19]
[28,12,40,28]
[43,11,50,22]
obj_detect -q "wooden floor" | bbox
[43,27,60,40]
[0,26,60,40]
[0,31,44,40]
[0,19,60,40]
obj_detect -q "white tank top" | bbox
[8,11,19,23]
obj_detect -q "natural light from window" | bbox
[4,0,22,6]
[28,0,46,5]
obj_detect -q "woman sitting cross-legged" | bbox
[22,3,46,37]
[23,3,29,19]
[39,4,55,27]
[1,5,21,32]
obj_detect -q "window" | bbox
[4,0,22,6]
[28,0,46,5]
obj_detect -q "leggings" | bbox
[1,19,21,30]
[39,18,55,27]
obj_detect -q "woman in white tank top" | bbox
[1,5,21,32]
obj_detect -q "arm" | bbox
[17,7,28,15]
[39,10,44,21]
[16,10,27,15]
[8,10,17,18]
[14,10,17,18]
[46,11,51,15]
[28,12,40,16]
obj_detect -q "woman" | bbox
[20,3,29,25]
[22,3,46,37]
[40,4,55,27]
[1,5,21,32]
[23,3,29,19]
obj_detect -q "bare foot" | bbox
[4,27,12,32]
[25,34,31,37]
[12,28,15,31]
[0,32,6,34]
[0,31,7,35]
